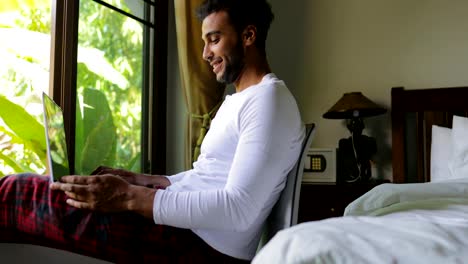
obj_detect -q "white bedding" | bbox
[252,180,468,264]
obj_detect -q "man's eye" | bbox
[211,38,220,44]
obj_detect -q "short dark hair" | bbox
[196,0,274,54]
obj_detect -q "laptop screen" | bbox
[42,92,70,181]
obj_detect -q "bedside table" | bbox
[298,182,385,223]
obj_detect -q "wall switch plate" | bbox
[302,148,336,183]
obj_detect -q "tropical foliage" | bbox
[0,0,143,176]
[0,95,46,175]
[76,0,143,174]
[0,0,51,176]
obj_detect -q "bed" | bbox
[252,86,468,264]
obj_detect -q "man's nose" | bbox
[202,45,213,62]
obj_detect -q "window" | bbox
[58,0,168,175]
[75,0,147,174]
[0,0,52,176]
[0,0,167,176]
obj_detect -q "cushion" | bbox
[448,115,468,180]
[430,125,453,182]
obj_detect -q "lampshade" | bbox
[323,92,386,119]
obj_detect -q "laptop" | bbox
[42,92,71,182]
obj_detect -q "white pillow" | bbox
[430,125,453,182]
[448,115,468,180]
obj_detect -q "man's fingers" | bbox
[51,182,85,193]
[60,175,98,184]
[64,191,87,201]
[91,166,113,175]
[90,166,103,175]
[66,199,93,210]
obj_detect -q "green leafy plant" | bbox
[0,95,47,176]
[77,0,143,171]
[75,88,117,174]
[1,0,143,176]
[0,88,119,177]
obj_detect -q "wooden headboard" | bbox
[391,86,468,183]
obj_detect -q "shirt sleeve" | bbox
[153,86,304,232]
[165,171,187,185]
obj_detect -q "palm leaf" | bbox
[0,95,46,157]
[78,88,117,174]
[0,150,32,173]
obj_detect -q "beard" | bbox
[218,40,245,84]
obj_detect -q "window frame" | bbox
[49,0,168,175]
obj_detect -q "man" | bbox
[0,0,304,262]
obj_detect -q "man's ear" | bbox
[242,25,257,46]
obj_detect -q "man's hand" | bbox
[91,166,171,189]
[50,175,156,217]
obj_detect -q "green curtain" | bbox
[174,0,225,169]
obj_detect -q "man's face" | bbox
[201,11,245,84]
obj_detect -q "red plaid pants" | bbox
[0,174,248,263]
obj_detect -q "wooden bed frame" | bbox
[391,86,468,183]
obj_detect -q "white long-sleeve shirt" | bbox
[153,73,304,260]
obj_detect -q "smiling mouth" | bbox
[212,63,222,74]
[211,59,223,74]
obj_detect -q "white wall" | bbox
[167,0,468,179]
[268,0,468,179]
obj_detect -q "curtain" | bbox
[174,0,225,169]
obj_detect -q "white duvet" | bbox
[253,179,468,264]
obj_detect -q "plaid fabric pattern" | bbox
[0,174,248,263]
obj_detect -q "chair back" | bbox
[257,123,316,249]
